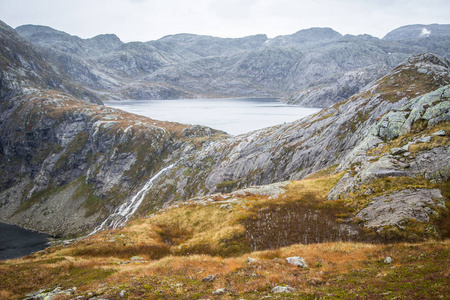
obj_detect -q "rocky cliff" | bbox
[0,21,101,104]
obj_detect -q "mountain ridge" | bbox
[14,23,450,105]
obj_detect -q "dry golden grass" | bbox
[0,290,13,299]
[1,233,449,299]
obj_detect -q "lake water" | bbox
[105,98,321,135]
[0,222,50,260]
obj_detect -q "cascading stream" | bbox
[88,163,175,236]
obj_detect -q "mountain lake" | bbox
[0,222,50,260]
[105,98,321,135]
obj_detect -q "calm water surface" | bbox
[0,222,50,260]
[105,98,321,135]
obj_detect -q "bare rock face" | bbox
[282,65,390,107]
[356,189,445,229]
[328,83,450,201]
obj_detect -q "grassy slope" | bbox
[0,160,448,299]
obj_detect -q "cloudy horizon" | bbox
[1,0,449,42]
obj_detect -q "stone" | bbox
[390,148,405,155]
[358,155,407,183]
[202,275,216,282]
[212,288,226,295]
[384,257,393,264]
[355,189,444,229]
[271,285,296,294]
[417,136,431,143]
[24,286,77,300]
[401,142,414,151]
[432,129,446,136]
[286,257,308,268]
[231,181,290,197]
[130,256,144,261]
[219,203,232,209]
[247,257,258,264]
[397,161,410,168]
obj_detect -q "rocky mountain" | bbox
[0,20,225,236]
[15,23,450,105]
[282,65,390,107]
[131,52,449,243]
[147,53,449,202]
[0,21,101,104]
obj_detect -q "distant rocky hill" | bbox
[383,24,450,40]
[0,21,101,104]
[15,23,450,106]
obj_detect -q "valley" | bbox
[0,18,449,299]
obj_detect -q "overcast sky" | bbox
[0,0,449,42]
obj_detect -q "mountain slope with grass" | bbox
[0,170,448,299]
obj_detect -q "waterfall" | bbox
[88,163,175,236]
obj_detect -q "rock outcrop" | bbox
[355,189,445,230]
[282,65,390,107]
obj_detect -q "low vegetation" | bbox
[2,164,448,299]
[1,239,448,299]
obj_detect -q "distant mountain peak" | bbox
[383,23,450,40]
[267,27,342,46]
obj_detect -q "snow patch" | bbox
[421,28,431,37]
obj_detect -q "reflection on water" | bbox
[105,98,321,135]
